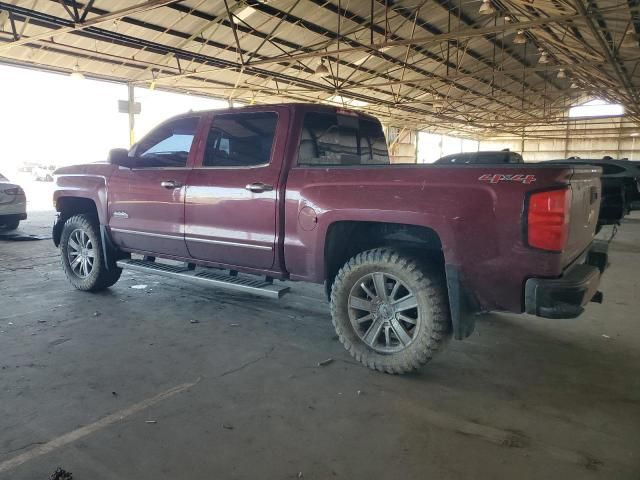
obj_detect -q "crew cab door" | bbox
[107,115,201,257]
[184,109,287,269]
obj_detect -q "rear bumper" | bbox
[0,212,27,221]
[0,198,27,216]
[524,241,608,319]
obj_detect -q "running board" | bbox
[116,259,290,299]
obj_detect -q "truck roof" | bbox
[172,102,379,121]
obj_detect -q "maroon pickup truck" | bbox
[52,103,608,374]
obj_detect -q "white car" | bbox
[0,173,27,230]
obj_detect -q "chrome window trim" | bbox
[192,163,270,171]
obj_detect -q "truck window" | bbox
[135,116,199,168]
[298,112,389,166]
[203,112,277,167]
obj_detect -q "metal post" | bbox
[128,83,135,146]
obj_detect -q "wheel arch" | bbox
[323,220,477,341]
[324,221,444,294]
[53,197,100,247]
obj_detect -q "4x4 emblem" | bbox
[478,174,537,184]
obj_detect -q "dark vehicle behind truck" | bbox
[545,158,640,228]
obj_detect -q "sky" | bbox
[0,64,227,169]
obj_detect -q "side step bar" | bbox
[116,259,290,299]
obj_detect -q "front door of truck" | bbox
[108,115,201,257]
[184,109,287,269]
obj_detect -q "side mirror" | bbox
[108,148,134,168]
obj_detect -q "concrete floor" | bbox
[1,210,639,480]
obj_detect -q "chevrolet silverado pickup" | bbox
[52,103,608,374]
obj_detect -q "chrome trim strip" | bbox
[110,228,272,251]
[110,228,182,240]
[185,236,273,251]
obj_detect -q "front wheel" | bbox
[60,214,122,291]
[330,249,452,374]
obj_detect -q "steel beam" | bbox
[245,12,602,67]
[0,0,181,52]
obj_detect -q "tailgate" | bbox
[564,166,601,265]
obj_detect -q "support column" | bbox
[128,83,136,146]
[388,127,418,163]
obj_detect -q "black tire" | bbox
[60,214,122,291]
[330,248,452,374]
[0,218,20,230]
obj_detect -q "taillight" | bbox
[2,187,23,195]
[526,188,571,252]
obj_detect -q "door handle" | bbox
[161,180,183,189]
[245,182,274,193]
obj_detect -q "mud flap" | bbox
[445,264,478,340]
[100,225,125,270]
[52,214,64,247]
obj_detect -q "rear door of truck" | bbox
[183,107,290,270]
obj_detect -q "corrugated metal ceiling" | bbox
[0,0,638,137]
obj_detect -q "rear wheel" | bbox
[60,214,122,291]
[330,248,452,374]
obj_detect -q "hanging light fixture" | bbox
[538,50,549,64]
[513,30,526,44]
[556,68,566,79]
[314,58,329,77]
[149,71,157,90]
[69,61,85,80]
[478,0,495,15]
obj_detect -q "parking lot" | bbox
[1,207,639,479]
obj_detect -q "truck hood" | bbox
[54,162,117,177]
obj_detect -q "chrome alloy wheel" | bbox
[348,272,421,353]
[67,228,95,278]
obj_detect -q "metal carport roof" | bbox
[0,0,638,137]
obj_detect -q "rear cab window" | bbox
[298,111,389,166]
